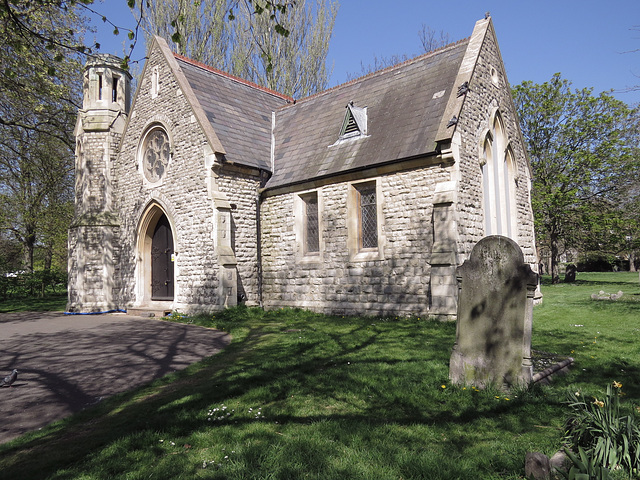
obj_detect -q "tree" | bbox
[513,73,639,283]
[1,1,295,74]
[140,0,338,98]
[0,123,76,272]
[0,5,81,272]
[418,24,451,53]
[137,0,230,66]
[230,0,337,97]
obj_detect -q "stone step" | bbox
[126,307,173,318]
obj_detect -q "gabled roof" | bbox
[265,37,470,189]
[175,55,292,171]
[144,18,500,185]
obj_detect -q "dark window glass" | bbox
[359,185,377,249]
[305,195,319,253]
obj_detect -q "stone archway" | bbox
[136,203,176,307]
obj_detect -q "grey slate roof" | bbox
[266,39,469,189]
[176,56,291,171]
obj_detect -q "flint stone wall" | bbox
[454,23,537,266]
[113,46,261,312]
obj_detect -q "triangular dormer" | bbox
[339,102,367,139]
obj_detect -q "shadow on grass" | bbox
[0,311,564,480]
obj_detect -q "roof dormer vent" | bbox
[340,102,367,139]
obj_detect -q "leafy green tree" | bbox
[141,0,338,98]
[0,5,81,272]
[0,127,75,272]
[513,73,639,282]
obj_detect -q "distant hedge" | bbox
[0,269,67,299]
[577,252,629,272]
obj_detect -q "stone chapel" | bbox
[67,16,538,319]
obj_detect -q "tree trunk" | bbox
[44,246,53,271]
[24,232,36,273]
[550,232,560,284]
[629,251,637,272]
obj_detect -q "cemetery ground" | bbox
[0,272,638,479]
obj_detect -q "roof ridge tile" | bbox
[282,36,471,109]
[173,53,294,102]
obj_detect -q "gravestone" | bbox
[564,264,576,283]
[449,235,538,388]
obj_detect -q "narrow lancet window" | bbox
[305,194,319,254]
[112,76,119,103]
[358,184,378,249]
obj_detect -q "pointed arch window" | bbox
[482,111,517,239]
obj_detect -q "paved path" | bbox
[0,312,230,444]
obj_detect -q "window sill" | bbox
[297,253,322,265]
[350,249,382,262]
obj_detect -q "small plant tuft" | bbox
[558,446,610,480]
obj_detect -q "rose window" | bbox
[143,128,170,183]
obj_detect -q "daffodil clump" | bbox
[564,381,640,476]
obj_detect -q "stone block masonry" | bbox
[68,19,540,318]
[261,166,450,317]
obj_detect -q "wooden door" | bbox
[151,214,174,300]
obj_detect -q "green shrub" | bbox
[0,268,66,299]
[577,252,624,272]
[564,382,640,476]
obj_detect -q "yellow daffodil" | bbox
[613,381,622,389]
[593,398,605,408]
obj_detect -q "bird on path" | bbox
[0,369,18,387]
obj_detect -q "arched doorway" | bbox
[136,203,176,306]
[151,214,174,300]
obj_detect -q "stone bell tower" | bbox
[67,54,131,312]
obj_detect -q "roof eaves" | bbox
[264,149,442,193]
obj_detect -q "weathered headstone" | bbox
[564,264,576,283]
[449,236,538,388]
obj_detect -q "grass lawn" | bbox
[0,272,638,479]
[0,292,67,313]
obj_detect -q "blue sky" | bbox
[88,1,640,105]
